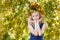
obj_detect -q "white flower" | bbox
[17,5,20,9]
[57,4,60,8]
[1,17,4,20]
[54,16,59,20]
[28,0,37,2]
[10,33,15,39]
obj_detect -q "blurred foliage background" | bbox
[0,0,60,40]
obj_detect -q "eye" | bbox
[32,16,34,17]
[36,15,38,16]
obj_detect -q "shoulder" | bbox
[44,22,48,26]
[43,21,48,28]
[27,16,31,24]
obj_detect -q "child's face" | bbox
[31,12,40,20]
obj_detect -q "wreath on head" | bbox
[29,2,45,14]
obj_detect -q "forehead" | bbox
[32,12,39,16]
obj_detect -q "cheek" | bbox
[31,16,34,20]
[36,16,39,19]
[32,17,35,19]
[32,17,36,20]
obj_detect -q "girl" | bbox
[28,11,48,40]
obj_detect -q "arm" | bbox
[28,17,38,36]
[36,21,48,36]
[39,14,44,23]
[42,22,48,33]
[35,22,43,36]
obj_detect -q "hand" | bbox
[28,16,35,25]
